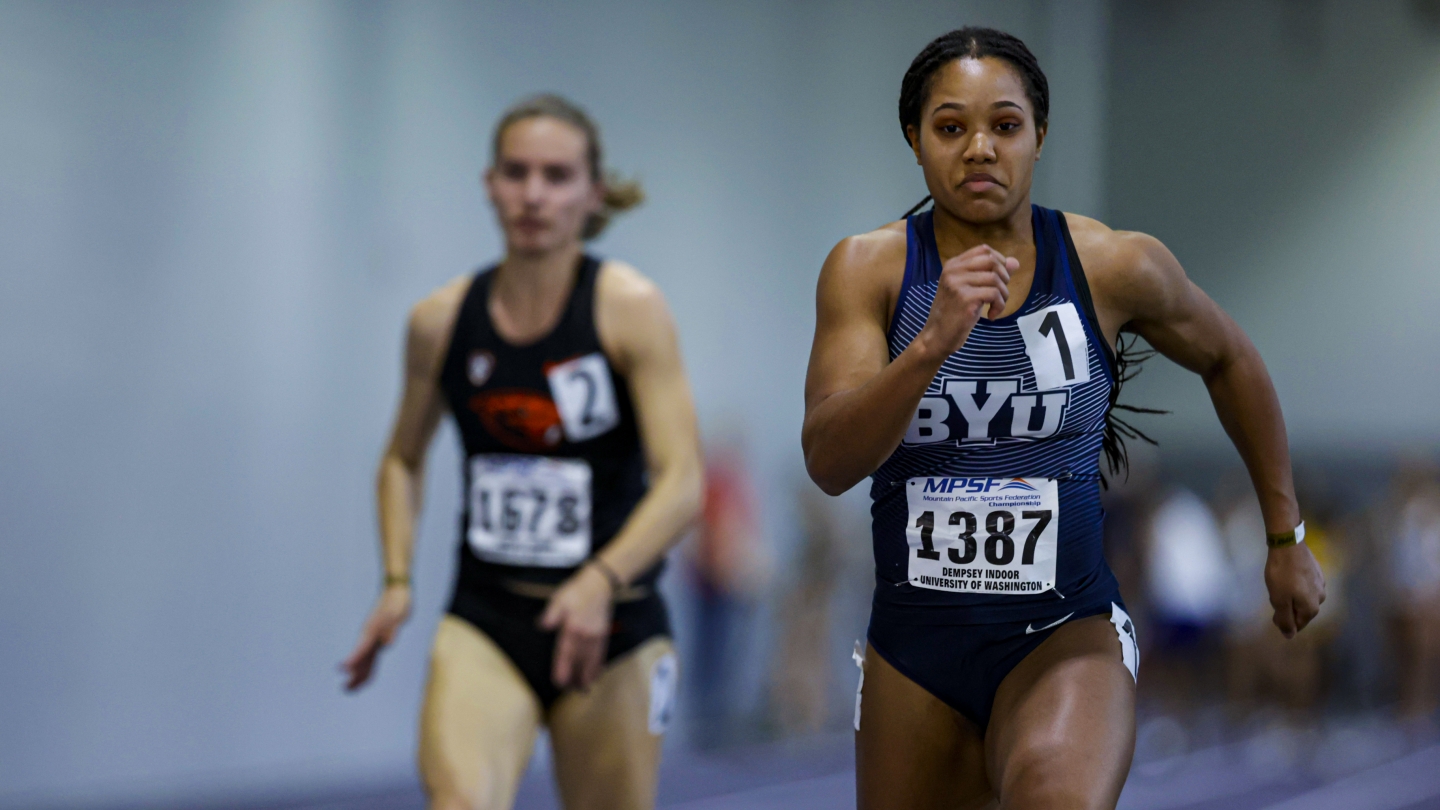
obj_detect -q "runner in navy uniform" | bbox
[342,95,702,810]
[801,29,1325,809]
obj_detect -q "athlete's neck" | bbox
[490,242,584,344]
[931,195,1035,260]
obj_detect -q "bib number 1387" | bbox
[905,476,1059,595]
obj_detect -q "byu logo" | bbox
[904,379,1069,445]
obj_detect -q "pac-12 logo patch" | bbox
[467,350,496,387]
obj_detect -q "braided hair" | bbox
[897,28,1162,484]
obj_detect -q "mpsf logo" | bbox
[905,378,1069,445]
[920,477,1038,494]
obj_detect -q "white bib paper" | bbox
[905,476,1059,595]
[467,454,592,567]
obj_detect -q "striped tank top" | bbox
[870,205,1121,624]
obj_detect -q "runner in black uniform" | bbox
[440,254,670,708]
[801,29,1326,809]
[343,95,702,810]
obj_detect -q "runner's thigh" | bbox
[985,615,1136,810]
[419,615,543,810]
[547,637,676,810]
[856,644,994,810]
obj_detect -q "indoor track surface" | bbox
[53,721,1440,810]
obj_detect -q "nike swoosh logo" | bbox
[1025,612,1074,635]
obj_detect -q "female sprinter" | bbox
[343,95,702,810]
[801,28,1325,810]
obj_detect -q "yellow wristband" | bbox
[1266,521,1306,549]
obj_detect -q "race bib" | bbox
[467,454,592,567]
[905,476,1059,595]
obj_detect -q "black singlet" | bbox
[437,254,656,592]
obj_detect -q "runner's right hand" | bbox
[916,245,1017,361]
[341,583,412,691]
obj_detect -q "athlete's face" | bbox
[907,57,1045,224]
[486,116,603,255]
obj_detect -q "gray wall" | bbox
[1105,0,1440,456]
[0,1,1108,805]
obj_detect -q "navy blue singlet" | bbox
[870,205,1121,626]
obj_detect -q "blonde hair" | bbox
[491,94,644,240]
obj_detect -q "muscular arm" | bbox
[343,278,466,690]
[1109,235,1299,533]
[1084,227,1323,636]
[540,261,703,688]
[802,228,1014,495]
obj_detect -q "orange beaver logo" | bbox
[469,389,564,452]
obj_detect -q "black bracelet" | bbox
[589,558,624,594]
[384,573,411,588]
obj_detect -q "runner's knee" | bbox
[999,742,1112,810]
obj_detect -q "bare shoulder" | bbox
[817,220,909,326]
[597,258,665,312]
[596,259,672,332]
[1063,213,1186,315]
[822,220,908,287]
[406,273,472,370]
[595,259,677,369]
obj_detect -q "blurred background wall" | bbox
[4,0,1440,807]
[1106,0,1440,454]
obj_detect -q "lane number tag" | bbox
[467,454,592,567]
[546,353,620,443]
[905,476,1059,595]
[1017,303,1091,391]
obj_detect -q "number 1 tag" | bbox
[546,352,620,442]
[1017,303,1090,391]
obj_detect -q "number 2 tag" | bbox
[1017,303,1090,391]
[546,352,620,442]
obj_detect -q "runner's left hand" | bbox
[539,565,615,689]
[1264,543,1326,639]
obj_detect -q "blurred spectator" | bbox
[685,436,770,745]
[1146,487,1231,643]
[1218,482,1345,720]
[1101,443,1162,625]
[767,481,843,736]
[1139,487,1231,712]
[1381,460,1440,722]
